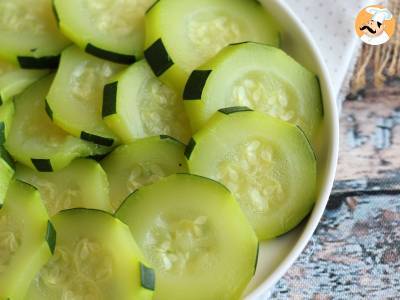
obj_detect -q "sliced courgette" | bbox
[101,136,187,211]
[183,42,323,141]
[0,59,48,105]
[103,60,191,144]
[116,173,258,300]
[145,0,279,92]
[0,101,15,144]
[0,0,70,68]
[53,0,157,64]
[0,180,55,300]
[46,46,125,146]
[27,208,154,300]
[186,109,317,240]
[16,159,112,216]
[4,75,98,172]
[0,146,14,205]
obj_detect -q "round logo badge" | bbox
[355,5,396,46]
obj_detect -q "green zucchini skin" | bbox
[187,109,317,240]
[26,208,154,300]
[115,173,258,300]
[0,180,55,300]
[144,0,279,93]
[182,42,323,143]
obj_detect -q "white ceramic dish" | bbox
[244,0,339,298]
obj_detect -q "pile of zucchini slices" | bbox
[0,0,323,299]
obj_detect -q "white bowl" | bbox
[244,0,339,298]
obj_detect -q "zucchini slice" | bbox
[116,174,258,300]
[183,42,323,141]
[4,75,98,172]
[186,109,317,240]
[16,159,112,216]
[0,59,47,105]
[103,60,191,144]
[53,0,157,64]
[0,0,70,68]
[0,146,14,205]
[145,0,279,92]
[27,208,154,300]
[101,136,187,211]
[47,46,125,146]
[0,101,15,143]
[0,180,55,300]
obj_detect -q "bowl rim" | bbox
[245,1,340,299]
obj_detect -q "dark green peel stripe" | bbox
[229,41,251,47]
[45,99,53,120]
[46,221,56,255]
[315,75,324,116]
[218,106,253,115]
[0,122,5,145]
[146,0,160,14]
[87,153,110,162]
[17,55,60,69]
[296,125,317,161]
[0,147,14,170]
[0,94,3,106]
[0,204,2,210]
[140,263,155,291]
[52,0,60,24]
[102,81,118,117]
[85,44,136,65]
[144,39,174,77]
[80,131,114,147]
[183,70,212,100]
[31,159,53,172]
[184,138,196,159]
[254,242,260,275]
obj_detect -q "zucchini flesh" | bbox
[183,43,323,141]
[0,101,15,143]
[103,60,191,144]
[116,174,258,300]
[47,46,125,146]
[0,0,70,68]
[0,180,54,300]
[4,75,98,172]
[16,159,112,217]
[187,109,317,240]
[27,208,154,300]
[145,0,279,92]
[0,59,48,105]
[53,0,157,63]
[101,136,188,211]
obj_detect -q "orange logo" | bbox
[355,5,396,46]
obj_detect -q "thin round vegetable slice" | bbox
[145,0,279,92]
[0,0,70,68]
[183,42,323,141]
[103,60,191,144]
[101,136,187,211]
[0,146,14,204]
[27,208,155,300]
[53,0,157,64]
[116,173,258,300]
[0,180,55,300]
[0,59,48,104]
[0,101,15,143]
[4,75,98,172]
[47,46,125,146]
[186,108,317,240]
[16,159,112,216]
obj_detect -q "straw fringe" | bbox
[350,0,400,93]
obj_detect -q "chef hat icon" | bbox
[365,7,393,24]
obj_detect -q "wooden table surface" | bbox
[269,59,400,298]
